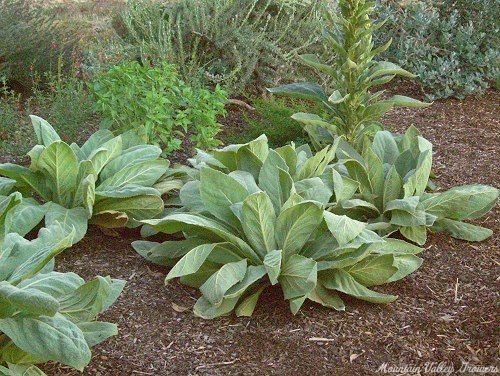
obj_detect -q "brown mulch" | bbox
[35,90,500,375]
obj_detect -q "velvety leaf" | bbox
[132,238,205,266]
[199,259,247,305]
[275,201,323,257]
[143,214,260,263]
[38,141,79,206]
[263,250,282,285]
[400,225,427,245]
[193,295,239,319]
[307,283,345,311]
[323,212,365,246]
[345,254,397,286]
[98,160,168,189]
[322,269,397,303]
[30,115,60,146]
[432,218,493,242]
[77,321,118,347]
[241,192,276,257]
[279,254,317,300]
[0,314,91,371]
[199,167,249,225]
[165,243,218,282]
[235,287,265,317]
[388,255,423,282]
[267,82,328,103]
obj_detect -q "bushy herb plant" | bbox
[269,0,429,150]
[92,61,227,153]
[114,0,324,94]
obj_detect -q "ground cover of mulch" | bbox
[27,90,500,375]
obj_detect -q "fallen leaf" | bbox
[172,302,189,313]
[350,352,363,362]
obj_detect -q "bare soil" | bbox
[37,90,500,375]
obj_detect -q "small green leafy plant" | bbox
[268,0,429,150]
[92,61,227,153]
[0,116,171,235]
[133,136,423,318]
[331,127,499,244]
[0,193,125,375]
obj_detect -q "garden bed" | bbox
[41,91,499,375]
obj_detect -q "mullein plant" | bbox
[269,0,430,150]
[0,192,125,375]
[133,136,425,318]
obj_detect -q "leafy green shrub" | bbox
[0,0,79,88]
[269,0,429,150]
[133,135,424,318]
[0,116,173,235]
[332,127,499,244]
[1,75,96,158]
[29,76,96,143]
[0,80,31,157]
[114,0,324,94]
[374,0,500,99]
[224,97,322,147]
[92,61,227,153]
[0,193,125,375]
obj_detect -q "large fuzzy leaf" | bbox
[199,259,247,305]
[0,314,91,371]
[263,249,282,285]
[165,243,219,282]
[267,82,328,103]
[432,219,493,242]
[30,115,60,146]
[0,282,60,317]
[241,192,276,257]
[97,160,168,189]
[77,321,118,348]
[258,150,293,213]
[143,214,260,263]
[421,185,498,220]
[275,201,323,257]
[323,212,365,246]
[345,254,397,286]
[99,145,163,181]
[322,270,397,303]
[199,167,249,225]
[279,254,317,300]
[132,238,205,266]
[193,295,240,320]
[38,141,79,206]
[388,255,423,282]
[307,283,345,311]
[93,194,163,223]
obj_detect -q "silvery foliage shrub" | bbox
[374,0,500,100]
[133,135,425,318]
[0,193,124,375]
